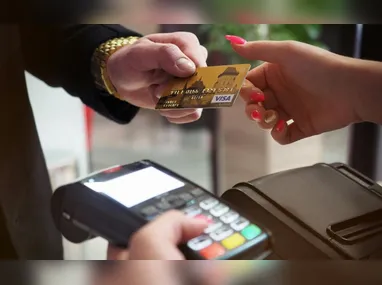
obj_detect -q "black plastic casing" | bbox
[51,160,272,260]
[221,163,382,260]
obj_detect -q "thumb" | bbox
[106,244,129,260]
[156,211,208,243]
[128,211,208,260]
[228,37,298,64]
[128,40,196,77]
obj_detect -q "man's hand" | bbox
[107,210,208,260]
[107,32,208,124]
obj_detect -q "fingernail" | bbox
[176,57,195,71]
[275,120,285,132]
[264,111,277,124]
[251,110,261,121]
[250,92,265,102]
[225,35,247,45]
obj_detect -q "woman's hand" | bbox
[226,36,363,144]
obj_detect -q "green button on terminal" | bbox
[241,224,262,240]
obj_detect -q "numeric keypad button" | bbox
[200,198,219,210]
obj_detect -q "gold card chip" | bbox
[155,64,251,110]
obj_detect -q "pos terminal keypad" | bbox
[135,188,263,260]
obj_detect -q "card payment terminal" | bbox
[51,160,272,260]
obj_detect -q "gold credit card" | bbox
[155,64,251,110]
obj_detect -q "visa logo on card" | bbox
[211,94,235,103]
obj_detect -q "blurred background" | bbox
[26,23,382,260]
[15,0,382,23]
[10,261,382,285]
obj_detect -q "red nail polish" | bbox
[251,110,261,121]
[250,92,265,102]
[225,35,247,45]
[275,120,285,132]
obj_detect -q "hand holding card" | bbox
[155,64,251,110]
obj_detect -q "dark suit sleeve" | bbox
[20,24,142,124]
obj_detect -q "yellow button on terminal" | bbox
[222,233,246,250]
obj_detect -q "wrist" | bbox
[104,46,124,95]
[91,36,140,100]
[339,56,382,124]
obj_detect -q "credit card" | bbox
[155,64,251,110]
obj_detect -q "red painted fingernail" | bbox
[275,120,285,132]
[251,110,261,121]
[250,92,265,102]
[225,35,247,45]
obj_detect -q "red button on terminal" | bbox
[199,243,226,259]
[195,214,213,224]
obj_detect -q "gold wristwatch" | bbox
[91,36,140,100]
